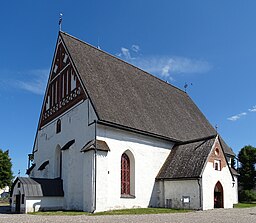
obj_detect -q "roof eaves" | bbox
[97,119,182,143]
[218,136,235,156]
[156,176,201,181]
[216,135,235,181]
[178,134,217,146]
[198,136,217,178]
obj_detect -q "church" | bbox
[11,31,238,213]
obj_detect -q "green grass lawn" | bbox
[234,203,256,208]
[29,208,192,216]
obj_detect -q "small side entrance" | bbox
[15,194,21,213]
[214,181,223,208]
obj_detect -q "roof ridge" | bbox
[59,31,187,96]
[178,134,217,145]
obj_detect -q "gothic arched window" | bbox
[121,153,130,195]
[56,119,61,134]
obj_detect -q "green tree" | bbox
[0,149,13,188]
[238,145,256,190]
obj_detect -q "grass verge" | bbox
[29,208,192,216]
[234,203,256,208]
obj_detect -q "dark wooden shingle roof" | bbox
[157,136,216,179]
[59,32,234,155]
[11,177,64,197]
[81,139,110,152]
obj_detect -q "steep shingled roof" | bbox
[59,32,234,155]
[157,136,216,179]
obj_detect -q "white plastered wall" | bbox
[202,163,234,209]
[202,139,235,210]
[159,179,201,210]
[25,197,64,213]
[30,99,97,212]
[95,125,174,212]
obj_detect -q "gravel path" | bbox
[0,207,255,223]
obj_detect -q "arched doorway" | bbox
[214,181,223,208]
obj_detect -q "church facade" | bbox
[11,32,238,213]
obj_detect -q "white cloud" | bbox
[117,46,211,82]
[131,45,140,53]
[131,56,211,82]
[15,69,49,95]
[227,112,247,121]
[248,105,256,112]
[121,47,133,60]
[162,64,171,77]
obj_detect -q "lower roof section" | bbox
[11,177,64,197]
[157,135,216,180]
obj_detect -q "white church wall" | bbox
[161,179,201,210]
[31,99,97,211]
[95,125,174,212]
[202,139,234,210]
[232,176,238,204]
[25,197,64,213]
[202,162,234,210]
[83,150,94,212]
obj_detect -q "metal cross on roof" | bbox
[59,13,63,31]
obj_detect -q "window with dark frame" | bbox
[121,153,130,195]
[56,119,61,133]
[214,160,221,171]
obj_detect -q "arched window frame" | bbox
[56,119,61,134]
[121,150,135,198]
[121,153,130,195]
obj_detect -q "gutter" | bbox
[197,178,202,209]
[156,177,200,181]
[92,120,97,213]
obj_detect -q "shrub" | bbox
[239,190,256,202]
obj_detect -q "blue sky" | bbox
[0,1,255,177]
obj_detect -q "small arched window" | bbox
[121,153,130,195]
[56,119,61,134]
[215,148,219,156]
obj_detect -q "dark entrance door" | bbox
[15,194,21,213]
[214,182,224,208]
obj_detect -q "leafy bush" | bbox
[0,196,10,204]
[239,190,256,202]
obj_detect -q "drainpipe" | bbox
[197,178,202,210]
[92,120,97,213]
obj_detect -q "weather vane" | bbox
[215,124,218,132]
[184,82,193,93]
[59,13,63,31]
